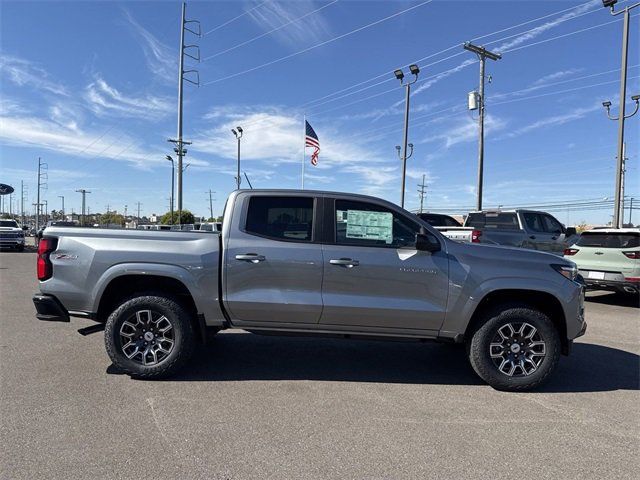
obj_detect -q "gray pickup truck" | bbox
[33,190,586,391]
[464,210,578,254]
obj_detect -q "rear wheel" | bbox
[467,306,560,391]
[105,294,195,379]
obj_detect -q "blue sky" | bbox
[1,0,638,224]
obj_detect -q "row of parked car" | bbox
[417,210,639,296]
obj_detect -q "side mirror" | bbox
[415,231,441,253]
[565,227,577,236]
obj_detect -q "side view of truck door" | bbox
[222,193,324,325]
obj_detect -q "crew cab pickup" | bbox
[464,210,578,255]
[33,190,586,391]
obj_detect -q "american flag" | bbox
[305,120,320,166]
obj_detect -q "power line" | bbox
[202,0,340,62]
[202,0,268,36]
[201,0,434,86]
[299,0,601,108]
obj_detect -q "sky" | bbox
[1,0,639,224]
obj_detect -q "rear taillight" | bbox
[37,237,57,281]
[471,229,482,243]
[564,248,579,256]
[625,277,640,283]
[623,251,640,260]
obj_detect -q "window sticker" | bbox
[339,209,393,243]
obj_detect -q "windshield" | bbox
[0,220,19,228]
[577,232,639,248]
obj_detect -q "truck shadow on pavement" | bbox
[585,292,639,308]
[127,333,638,393]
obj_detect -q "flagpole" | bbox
[302,114,306,190]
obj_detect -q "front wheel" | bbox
[467,306,561,391]
[105,294,195,379]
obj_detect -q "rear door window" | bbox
[466,212,518,230]
[577,232,639,248]
[245,196,314,242]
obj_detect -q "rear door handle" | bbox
[330,258,359,268]
[235,253,266,263]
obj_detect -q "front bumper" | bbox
[0,238,25,248]
[32,294,70,322]
[583,278,639,294]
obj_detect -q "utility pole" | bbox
[207,189,215,220]
[620,142,627,225]
[169,2,200,225]
[136,202,142,224]
[75,189,90,226]
[20,181,26,226]
[463,42,501,211]
[393,65,420,209]
[35,157,47,232]
[630,197,634,225]
[58,195,65,219]
[43,200,48,223]
[417,174,427,213]
[601,0,640,228]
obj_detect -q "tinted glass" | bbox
[246,196,314,242]
[336,200,420,248]
[522,213,544,233]
[541,214,563,233]
[577,232,639,248]
[418,213,461,227]
[466,212,519,230]
[0,220,18,228]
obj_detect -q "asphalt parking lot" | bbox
[1,251,638,480]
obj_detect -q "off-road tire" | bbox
[467,305,561,392]
[105,294,195,379]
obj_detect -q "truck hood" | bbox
[451,239,574,267]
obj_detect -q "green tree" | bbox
[160,210,195,225]
[101,212,125,226]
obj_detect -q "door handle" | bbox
[551,236,558,240]
[235,253,266,263]
[330,258,359,268]
[529,235,536,240]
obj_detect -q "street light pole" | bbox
[232,127,243,189]
[58,195,64,219]
[463,42,501,212]
[394,65,420,209]
[602,0,640,228]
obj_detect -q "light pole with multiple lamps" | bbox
[394,64,420,209]
[232,126,243,190]
[601,0,640,228]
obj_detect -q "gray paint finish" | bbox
[38,189,585,344]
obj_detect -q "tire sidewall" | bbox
[105,295,194,378]
[469,307,561,391]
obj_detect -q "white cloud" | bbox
[122,9,176,82]
[422,114,507,148]
[0,54,68,96]
[0,114,173,169]
[531,69,583,86]
[495,1,598,52]
[247,0,332,48]
[503,105,600,138]
[84,76,173,120]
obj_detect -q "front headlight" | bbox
[551,263,578,281]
